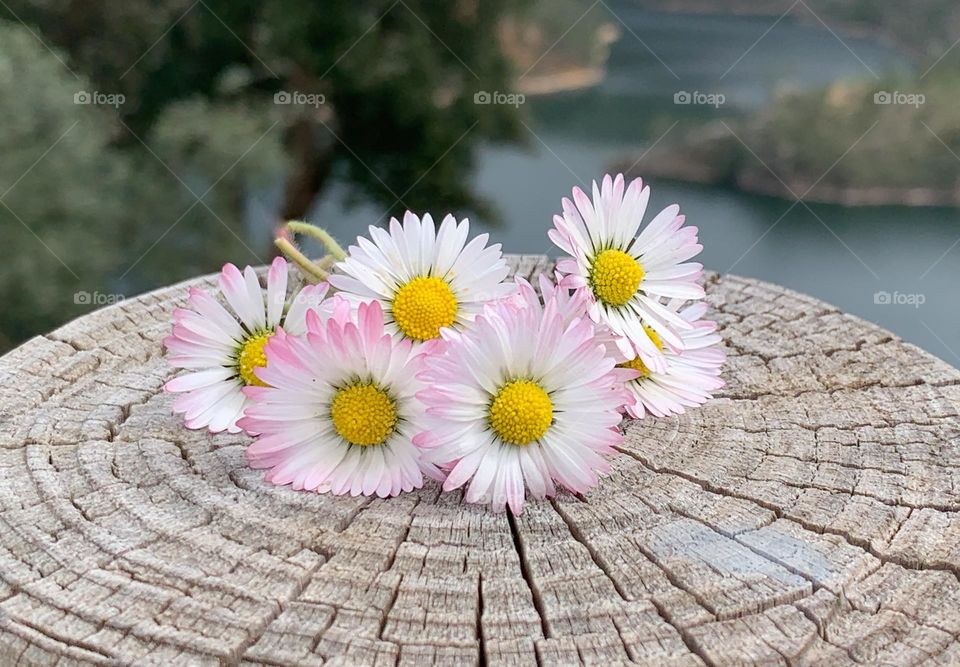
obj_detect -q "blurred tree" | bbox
[0,22,280,349]
[0,23,128,349]
[2,0,529,225]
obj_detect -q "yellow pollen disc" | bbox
[391,276,459,341]
[589,249,644,307]
[617,325,664,379]
[643,324,664,352]
[330,383,397,447]
[488,380,553,446]
[618,356,652,379]
[237,333,272,387]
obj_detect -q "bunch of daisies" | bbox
[164,174,724,514]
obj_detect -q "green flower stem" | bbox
[316,254,337,271]
[274,237,328,283]
[286,221,347,262]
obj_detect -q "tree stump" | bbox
[1,255,959,666]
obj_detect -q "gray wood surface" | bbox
[1,255,959,666]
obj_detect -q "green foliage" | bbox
[151,97,288,190]
[740,64,960,192]
[0,22,293,351]
[0,23,129,348]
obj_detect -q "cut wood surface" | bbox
[1,255,959,666]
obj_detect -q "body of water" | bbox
[312,7,959,362]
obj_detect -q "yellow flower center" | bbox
[489,380,553,446]
[617,325,664,379]
[330,383,397,446]
[237,333,272,387]
[589,249,644,307]
[618,356,652,378]
[391,276,459,341]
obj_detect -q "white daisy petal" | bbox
[218,264,260,333]
[241,266,268,332]
[283,283,332,335]
[266,257,288,328]
[434,215,470,277]
[165,367,235,393]
[186,288,245,343]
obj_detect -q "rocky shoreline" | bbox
[615,155,960,207]
[614,127,960,208]
[517,66,608,96]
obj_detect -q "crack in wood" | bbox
[506,511,551,640]
[616,446,960,581]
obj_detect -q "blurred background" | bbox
[0,0,958,362]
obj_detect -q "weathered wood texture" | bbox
[1,255,959,666]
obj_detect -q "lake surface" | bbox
[312,6,959,362]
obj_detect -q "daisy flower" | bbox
[549,173,704,373]
[238,301,435,497]
[164,257,330,434]
[417,292,635,515]
[328,212,514,345]
[618,300,725,418]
